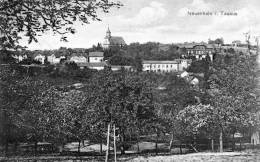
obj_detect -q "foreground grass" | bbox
[121,151,260,162]
[1,151,260,162]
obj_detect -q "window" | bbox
[158,65,160,68]
[166,65,168,68]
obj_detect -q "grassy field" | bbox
[121,151,260,162]
[1,151,260,162]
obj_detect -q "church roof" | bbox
[110,36,126,45]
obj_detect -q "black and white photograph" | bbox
[0,0,260,161]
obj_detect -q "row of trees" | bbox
[0,51,258,156]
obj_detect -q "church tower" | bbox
[103,27,111,49]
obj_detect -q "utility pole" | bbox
[254,36,260,55]
[114,124,117,162]
[243,31,251,53]
[105,123,111,162]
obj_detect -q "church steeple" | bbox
[105,26,111,39]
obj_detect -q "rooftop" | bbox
[143,60,179,64]
[176,43,215,49]
[77,62,107,67]
[89,51,104,57]
[110,36,126,45]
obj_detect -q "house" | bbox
[190,77,199,85]
[69,53,87,63]
[77,62,108,71]
[180,71,200,85]
[177,43,214,61]
[34,54,45,64]
[89,52,104,63]
[47,54,65,64]
[110,65,134,71]
[175,59,192,71]
[103,27,126,49]
[180,71,189,78]
[232,40,242,47]
[142,59,191,73]
[12,54,27,62]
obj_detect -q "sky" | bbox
[20,0,260,50]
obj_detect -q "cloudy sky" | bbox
[20,0,260,50]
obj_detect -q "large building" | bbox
[103,27,126,49]
[177,43,214,60]
[142,59,191,73]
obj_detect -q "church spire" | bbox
[106,25,111,39]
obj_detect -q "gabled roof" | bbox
[177,43,214,49]
[143,60,179,64]
[70,53,88,58]
[77,62,107,67]
[89,51,104,57]
[110,36,126,45]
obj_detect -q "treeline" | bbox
[7,42,184,66]
[0,51,258,155]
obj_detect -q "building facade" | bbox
[69,53,87,63]
[178,43,214,60]
[89,52,104,63]
[34,54,45,64]
[47,54,66,64]
[142,59,191,73]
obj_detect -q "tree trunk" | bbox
[13,141,18,154]
[169,133,174,152]
[78,140,81,153]
[155,132,158,155]
[82,140,85,147]
[232,133,235,151]
[137,137,140,154]
[137,129,140,154]
[58,143,64,153]
[113,124,117,162]
[100,140,103,154]
[105,123,111,162]
[179,144,182,154]
[34,140,38,155]
[4,141,8,156]
[120,130,125,155]
[239,138,242,152]
[211,138,214,152]
[219,130,223,152]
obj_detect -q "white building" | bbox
[12,54,27,62]
[142,59,191,73]
[78,62,107,71]
[89,52,104,63]
[34,54,45,64]
[47,54,65,64]
[70,53,87,63]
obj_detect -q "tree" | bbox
[90,69,155,159]
[0,0,122,49]
[207,53,257,152]
[154,74,199,151]
[208,38,224,45]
